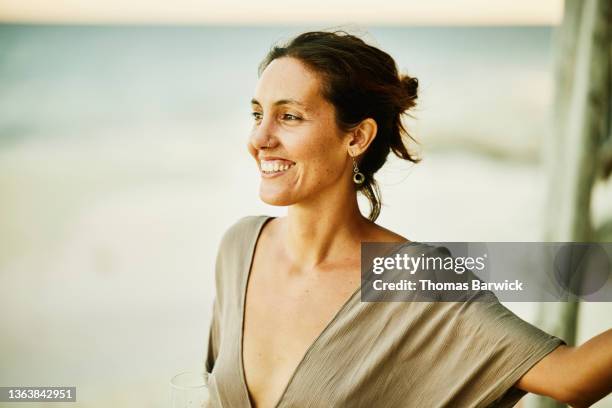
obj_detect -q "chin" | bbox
[260,194,294,207]
[259,188,295,207]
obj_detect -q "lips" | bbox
[259,155,295,163]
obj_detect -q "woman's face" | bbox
[247,57,351,206]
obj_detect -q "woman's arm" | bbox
[515,328,612,407]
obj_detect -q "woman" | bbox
[205,31,612,407]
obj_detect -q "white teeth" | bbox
[261,160,294,173]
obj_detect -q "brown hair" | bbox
[258,30,421,222]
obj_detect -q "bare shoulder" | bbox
[365,221,412,243]
[252,215,282,253]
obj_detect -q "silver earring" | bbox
[352,156,365,185]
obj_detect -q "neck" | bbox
[281,189,371,271]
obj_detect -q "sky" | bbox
[0,0,563,25]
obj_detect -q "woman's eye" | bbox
[282,114,301,121]
[251,112,262,121]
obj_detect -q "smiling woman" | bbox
[247,32,420,222]
[204,30,612,408]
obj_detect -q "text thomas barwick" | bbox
[372,279,525,291]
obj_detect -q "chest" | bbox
[241,252,360,408]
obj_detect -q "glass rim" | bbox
[169,370,209,390]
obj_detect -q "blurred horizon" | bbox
[0,23,555,157]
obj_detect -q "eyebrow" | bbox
[250,98,308,110]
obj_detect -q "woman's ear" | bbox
[347,118,377,156]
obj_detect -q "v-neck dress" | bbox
[204,215,566,408]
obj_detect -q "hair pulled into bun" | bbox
[259,30,421,222]
[399,75,419,110]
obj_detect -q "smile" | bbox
[260,159,296,177]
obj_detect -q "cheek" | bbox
[291,134,345,183]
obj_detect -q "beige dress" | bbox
[205,215,566,408]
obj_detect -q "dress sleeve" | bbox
[205,296,220,373]
[418,245,568,407]
[455,291,567,407]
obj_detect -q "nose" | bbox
[249,116,276,150]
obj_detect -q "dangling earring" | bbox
[352,156,365,185]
